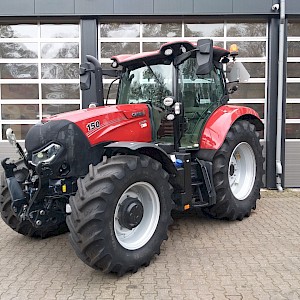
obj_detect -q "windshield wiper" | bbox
[143,62,164,87]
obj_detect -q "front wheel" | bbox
[203,120,263,220]
[67,155,173,275]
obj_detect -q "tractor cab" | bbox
[81,39,245,152]
[116,45,227,148]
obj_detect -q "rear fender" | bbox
[200,105,263,150]
[104,142,177,175]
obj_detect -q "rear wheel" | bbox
[67,155,173,275]
[0,160,68,238]
[204,120,263,220]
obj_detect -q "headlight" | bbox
[31,143,61,166]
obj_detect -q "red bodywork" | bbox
[200,105,262,150]
[44,104,152,146]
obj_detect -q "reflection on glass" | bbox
[41,43,79,59]
[0,24,38,38]
[287,63,300,78]
[287,83,300,98]
[143,23,181,37]
[101,42,140,58]
[118,64,173,105]
[2,104,39,119]
[287,42,300,57]
[229,83,265,99]
[286,124,300,139]
[2,124,33,140]
[0,63,38,79]
[227,41,265,57]
[42,84,80,99]
[287,22,300,36]
[42,104,80,117]
[0,43,38,58]
[41,63,79,79]
[100,23,140,38]
[41,24,79,38]
[286,104,300,119]
[1,84,39,99]
[240,62,265,78]
[184,23,224,37]
[142,42,165,52]
[227,23,266,37]
[213,41,224,48]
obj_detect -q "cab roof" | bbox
[111,40,230,69]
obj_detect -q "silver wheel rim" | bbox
[228,142,256,200]
[114,182,160,250]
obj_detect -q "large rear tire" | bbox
[0,160,68,238]
[203,120,263,220]
[67,155,173,275]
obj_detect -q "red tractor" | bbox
[1,39,263,275]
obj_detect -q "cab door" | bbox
[178,57,226,148]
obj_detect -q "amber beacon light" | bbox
[229,44,239,60]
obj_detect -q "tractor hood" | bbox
[25,104,152,152]
[24,104,152,178]
[44,104,152,146]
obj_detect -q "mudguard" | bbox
[105,142,177,175]
[200,105,263,150]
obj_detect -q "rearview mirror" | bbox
[227,62,250,83]
[6,128,17,146]
[195,39,213,75]
[80,62,92,90]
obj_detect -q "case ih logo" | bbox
[132,111,145,117]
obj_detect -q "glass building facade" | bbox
[0,22,81,140]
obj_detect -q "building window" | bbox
[0,22,81,140]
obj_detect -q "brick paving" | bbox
[0,190,300,300]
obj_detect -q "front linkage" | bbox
[1,157,75,230]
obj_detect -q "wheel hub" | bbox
[118,197,144,230]
[228,142,256,200]
[229,163,235,176]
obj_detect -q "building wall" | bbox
[0,0,292,16]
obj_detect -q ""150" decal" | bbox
[86,120,100,131]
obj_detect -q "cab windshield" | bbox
[117,64,173,107]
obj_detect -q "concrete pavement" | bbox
[0,190,299,300]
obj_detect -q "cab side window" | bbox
[179,57,225,111]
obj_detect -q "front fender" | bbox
[104,142,177,175]
[200,105,263,150]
